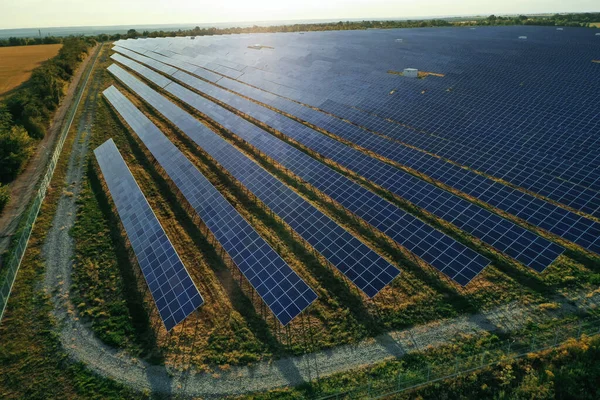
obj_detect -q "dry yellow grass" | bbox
[0,43,62,95]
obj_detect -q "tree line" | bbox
[0,36,63,48]
[0,37,95,212]
[3,12,598,47]
[101,12,600,41]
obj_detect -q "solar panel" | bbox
[110,56,491,285]
[94,138,203,331]
[110,53,172,88]
[112,45,180,76]
[116,35,600,218]
[107,64,400,297]
[102,86,317,325]
[200,70,600,257]
[110,53,564,273]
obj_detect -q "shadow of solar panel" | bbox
[94,139,203,331]
[109,51,564,274]
[107,64,400,297]
[109,56,492,286]
[102,86,317,325]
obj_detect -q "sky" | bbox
[1,0,598,29]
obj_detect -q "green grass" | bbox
[235,323,600,399]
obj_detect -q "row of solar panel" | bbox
[231,71,600,219]
[109,54,490,285]
[130,37,596,219]
[103,34,593,329]
[110,44,600,257]
[107,64,402,300]
[203,36,600,176]
[109,51,565,274]
[102,86,317,326]
[94,139,204,331]
[195,69,600,256]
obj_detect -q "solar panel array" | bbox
[182,63,600,257]
[106,26,599,291]
[113,27,600,218]
[110,56,491,285]
[109,52,564,273]
[102,86,317,325]
[94,138,203,331]
[107,64,400,297]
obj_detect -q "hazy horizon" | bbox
[1,0,598,30]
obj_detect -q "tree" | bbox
[0,126,34,182]
[127,29,138,38]
[0,183,9,213]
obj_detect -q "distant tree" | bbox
[127,29,138,38]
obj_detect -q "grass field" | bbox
[0,44,62,95]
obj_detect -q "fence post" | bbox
[455,357,459,373]
[531,333,536,352]
[480,351,486,367]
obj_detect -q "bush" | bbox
[0,126,33,183]
[0,183,9,213]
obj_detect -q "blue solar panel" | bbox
[113,30,600,218]
[107,64,400,297]
[109,51,564,273]
[110,56,491,285]
[112,45,179,76]
[184,69,600,257]
[94,138,203,331]
[102,86,317,325]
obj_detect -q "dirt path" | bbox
[0,44,99,260]
[50,280,599,398]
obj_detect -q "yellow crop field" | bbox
[0,43,62,95]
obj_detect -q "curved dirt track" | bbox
[37,45,600,399]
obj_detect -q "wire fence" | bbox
[0,44,102,324]
[314,317,600,399]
